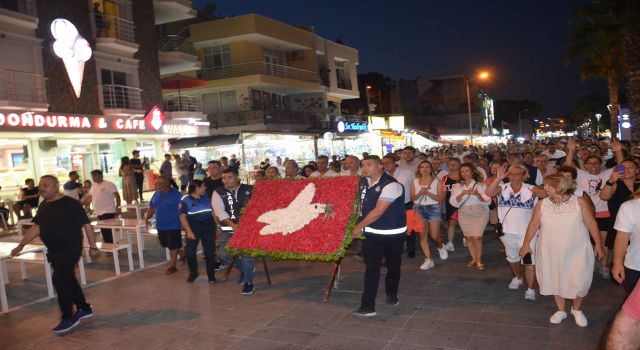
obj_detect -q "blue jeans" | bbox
[415,204,442,222]
[220,230,255,284]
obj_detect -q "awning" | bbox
[169,134,240,149]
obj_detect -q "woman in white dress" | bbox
[520,174,603,327]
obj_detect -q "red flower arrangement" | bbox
[226,176,360,262]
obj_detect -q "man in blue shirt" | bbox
[145,176,183,274]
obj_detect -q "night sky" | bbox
[193,0,605,117]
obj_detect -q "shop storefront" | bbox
[0,107,206,196]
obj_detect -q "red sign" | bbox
[0,109,166,134]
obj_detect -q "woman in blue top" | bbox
[179,180,217,283]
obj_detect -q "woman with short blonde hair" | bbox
[520,174,603,327]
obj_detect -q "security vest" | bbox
[215,184,253,231]
[358,172,407,235]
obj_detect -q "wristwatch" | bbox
[605,180,615,186]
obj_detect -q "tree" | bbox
[567,0,624,136]
[568,94,610,132]
[618,0,640,139]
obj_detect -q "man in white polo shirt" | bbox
[82,170,121,243]
[310,155,338,178]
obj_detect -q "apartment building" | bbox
[0,0,203,193]
[160,13,360,135]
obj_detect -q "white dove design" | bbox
[257,183,327,235]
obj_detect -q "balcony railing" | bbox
[158,26,195,55]
[0,69,46,104]
[208,109,328,128]
[164,95,201,112]
[0,0,36,16]
[198,62,320,84]
[95,14,135,43]
[102,84,142,110]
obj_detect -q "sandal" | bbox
[476,262,485,270]
[165,266,178,275]
[467,259,476,267]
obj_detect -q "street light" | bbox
[365,85,371,115]
[518,109,529,138]
[595,113,602,134]
[465,71,490,144]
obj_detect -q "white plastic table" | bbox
[0,242,52,313]
[92,218,146,269]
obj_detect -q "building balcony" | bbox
[163,95,205,121]
[158,27,200,75]
[0,0,37,30]
[0,69,48,111]
[95,14,139,54]
[101,84,143,115]
[154,0,196,25]
[198,62,320,85]
[208,109,328,130]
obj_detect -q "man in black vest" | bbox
[212,168,255,295]
[352,155,407,317]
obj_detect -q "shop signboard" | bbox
[0,107,191,135]
[335,121,370,133]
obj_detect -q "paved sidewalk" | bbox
[0,237,626,350]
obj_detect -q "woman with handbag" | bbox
[486,164,545,300]
[450,163,491,270]
[410,161,448,271]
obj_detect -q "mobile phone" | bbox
[522,253,533,265]
[615,165,625,173]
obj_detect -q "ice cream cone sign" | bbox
[145,106,166,131]
[51,19,92,98]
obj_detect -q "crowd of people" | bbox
[6,138,640,341]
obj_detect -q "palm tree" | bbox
[618,0,640,139]
[567,1,624,137]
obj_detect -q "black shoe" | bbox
[74,304,93,320]
[407,251,416,258]
[186,272,199,283]
[352,306,377,317]
[51,316,81,335]
[241,283,254,295]
[213,262,226,271]
[386,296,399,306]
[208,274,216,283]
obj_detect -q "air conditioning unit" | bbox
[290,51,305,60]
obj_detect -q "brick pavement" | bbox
[0,235,626,350]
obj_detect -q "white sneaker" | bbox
[437,246,449,260]
[549,311,568,324]
[599,267,611,279]
[508,277,523,290]
[420,259,435,271]
[444,242,455,252]
[571,308,588,327]
[524,288,536,301]
[463,238,467,247]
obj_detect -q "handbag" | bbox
[495,206,514,237]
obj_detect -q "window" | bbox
[335,60,351,89]
[264,49,285,77]
[219,90,236,113]
[203,45,231,69]
[202,92,220,115]
[101,69,129,108]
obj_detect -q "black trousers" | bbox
[97,213,115,243]
[624,267,640,293]
[49,252,90,319]
[186,220,216,280]
[361,233,405,310]
[134,174,144,201]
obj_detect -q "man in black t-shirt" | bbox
[130,150,145,202]
[13,178,40,218]
[203,160,224,199]
[12,175,100,335]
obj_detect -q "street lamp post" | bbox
[518,109,529,138]
[465,71,490,145]
[595,113,602,135]
[365,85,371,115]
